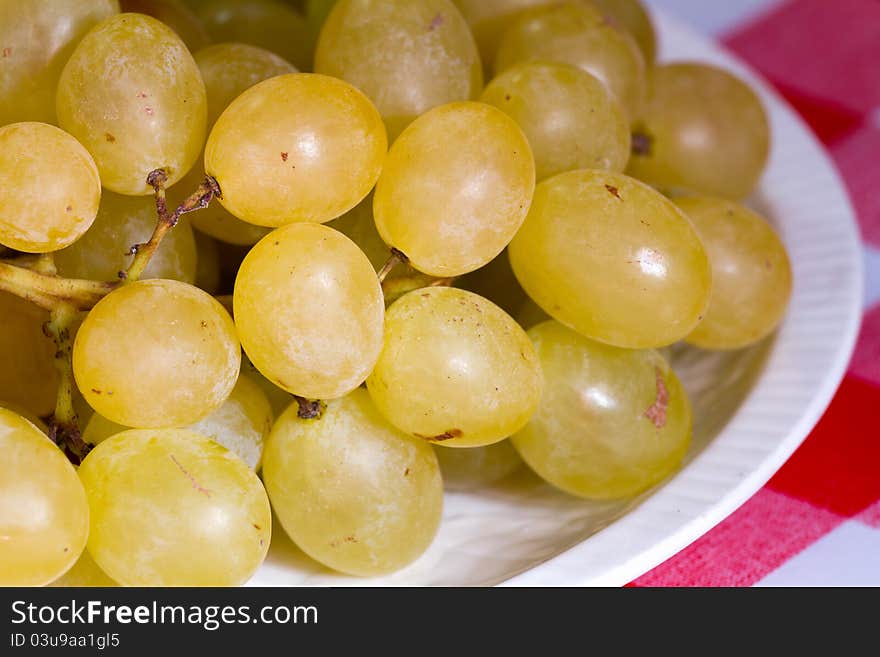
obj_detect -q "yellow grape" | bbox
[205,73,387,227]
[49,550,118,587]
[263,388,443,577]
[434,440,523,491]
[367,287,543,448]
[55,191,197,283]
[0,122,101,253]
[73,279,241,428]
[119,0,210,52]
[590,0,656,65]
[193,0,312,71]
[0,292,59,418]
[193,229,221,293]
[0,0,119,126]
[451,0,555,75]
[480,61,630,181]
[676,196,793,350]
[181,42,296,245]
[508,169,712,349]
[373,101,535,277]
[84,372,273,470]
[315,0,482,140]
[78,428,271,586]
[234,223,385,400]
[0,408,89,586]
[626,62,771,200]
[56,13,207,195]
[494,1,647,119]
[512,320,692,499]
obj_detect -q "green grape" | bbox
[508,169,712,349]
[676,196,793,350]
[315,0,482,141]
[373,101,535,277]
[73,279,241,428]
[205,73,387,227]
[193,0,312,71]
[84,371,272,470]
[0,408,89,586]
[49,550,118,587]
[0,292,59,418]
[181,42,296,245]
[590,0,656,65]
[512,320,692,499]
[193,229,221,293]
[305,0,337,47]
[263,388,443,577]
[480,61,630,181]
[0,401,51,435]
[242,356,295,418]
[56,13,207,195]
[451,0,555,75]
[455,248,527,317]
[234,223,385,400]
[434,440,522,491]
[55,192,197,283]
[626,62,771,200]
[0,122,101,253]
[0,0,119,126]
[494,1,647,119]
[119,0,210,52]
[367,287,543,448]
[78,428,271,586]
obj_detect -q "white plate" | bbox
[249,9,864,587]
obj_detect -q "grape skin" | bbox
[434,440,523,492]
[262,388,443,577]
[512,320,692,499]
[73,279,241,429]
[78,428,271,586]
[0,122,101,253]
[0,408,89,586]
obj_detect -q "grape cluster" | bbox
[0,0,792,586]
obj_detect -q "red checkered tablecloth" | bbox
[630,0,880,587]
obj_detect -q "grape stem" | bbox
[377,248,409,284]
[0,260,113,311]
[294,395,326,420]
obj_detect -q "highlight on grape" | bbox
[0,0,791,587]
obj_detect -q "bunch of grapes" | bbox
[0,0,792,587]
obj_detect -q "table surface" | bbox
[628,0,880,587]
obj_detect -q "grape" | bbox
[193,229,221,293]
[327,194,401,277]
[0,408,89,586]
[179,42,296,246]
[515,296,550,330]
[241,356,295,418]
[0,292,59,418]
[480,61,630,181]
[0,0,119,126]
[373,101,535,277]
[455,248,527,317]
[367,287,543,448]
[119,0,210,52]
[494,1,647,119]
[262,388,443,577]
[451,0,555,75]
[590,0,656,65]
[0,122,101,253]
[84,372,272,470]
[434,440,522,491]
[626,62,770,200]
[73,279,241,428]
[234,223,385,400]
[676,196,793,350]
[508,169,712,349]
[315,0,482,141]
[49,550,118,587]
[205,73,387,227]
[56,13,207,195]
[193,0,312,71]
[78,428,271,586]
[55,192,197,284]
[511,320,692,499]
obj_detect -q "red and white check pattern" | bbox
[630,0,880,587]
